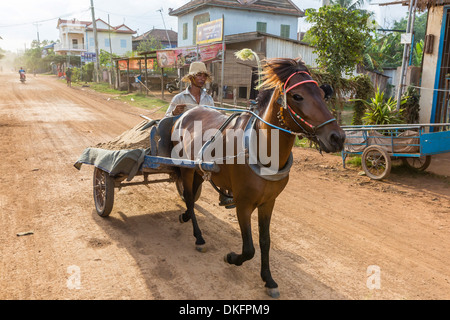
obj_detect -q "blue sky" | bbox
[0,0,409,52]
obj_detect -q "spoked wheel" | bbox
[361,145,392,180]
[402,155,431,171]
[93,167,115,217]
[175,176,202,202]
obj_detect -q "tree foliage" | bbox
[363,12,427,71]
[305,4,375,123]
[305,4,374,77]
[136,36,163,53]
[310,69,375,124]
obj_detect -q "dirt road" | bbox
[1,72,449,300]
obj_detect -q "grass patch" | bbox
[83,82,120,95]
[117,93,168,112]
[294,137,315,148]
[344,154,362,168]
[71,81,170,113]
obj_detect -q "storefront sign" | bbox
[196,18,223,45]
[156,43,224,68]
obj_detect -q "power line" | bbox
[96,7,163,19]
[0,8,90,28]
[95,6,176,29]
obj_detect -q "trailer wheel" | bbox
[402,155,431,171]
[361,145,391,180]
[176,177,202,202]
[93,167,115,217]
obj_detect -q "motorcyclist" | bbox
[19,67,26,81]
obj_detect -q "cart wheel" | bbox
[361,145,391,180]
[176,177,202,202]
[402,155,431,171]
[93,167,115,217]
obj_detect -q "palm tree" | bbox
[329,0,367,10]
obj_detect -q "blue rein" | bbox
[198,103,303,135]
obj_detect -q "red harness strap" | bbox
[283,71,319,93]
[279,71,335,133]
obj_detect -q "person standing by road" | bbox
[66,68,72,87]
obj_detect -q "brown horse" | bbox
[170,57,346,298]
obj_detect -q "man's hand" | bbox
[172,104,186,116]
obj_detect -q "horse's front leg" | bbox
[258,200,279,298]
[224,203,255,266]
[179,169,206,252]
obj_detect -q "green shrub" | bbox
[352,88,406,125]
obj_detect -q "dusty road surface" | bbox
[0,72,449,300]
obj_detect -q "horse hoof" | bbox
[179,214,186,223]
[196,244,207,253]
[266,287,280,299]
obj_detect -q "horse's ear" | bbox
[320,84,333,101]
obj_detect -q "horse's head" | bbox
[259,58,346,153]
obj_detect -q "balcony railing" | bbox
[54,43,86,52]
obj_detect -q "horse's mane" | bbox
[256,57,310,112]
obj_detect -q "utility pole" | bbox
[108,14,114,86]
[33,23,41,47]
[396,0,417,110]
[158,8,172,47]
[90,0,100,82]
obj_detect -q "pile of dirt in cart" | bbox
[94,120,154,150]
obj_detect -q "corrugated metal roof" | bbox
[134,29,178,42]
[378,0,450,11]
[169,0,304,17]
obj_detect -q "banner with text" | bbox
[196,18,223,45]
[156,43,224,68]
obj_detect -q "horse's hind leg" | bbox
[258,200,279,298]
[179,169,206,251]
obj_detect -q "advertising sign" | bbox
[81,52,97,63]
[117,59,154,71]
[156,50,178,68]
[156,43,224,68]
[196,18,223,45]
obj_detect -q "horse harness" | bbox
[276,71,336,139]
[195,71,336,181]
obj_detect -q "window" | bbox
[72,39,78,49]
[105,38,110,48]
[257,22,267,33]
[89,37,94,47]
[183,23,188,40]
[120,39,127,48]
[193,13,210,44]
[280,24,290,38]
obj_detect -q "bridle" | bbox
[276,71,336,137]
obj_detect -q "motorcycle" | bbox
[20,72,26,83]
[166,79,179,93]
